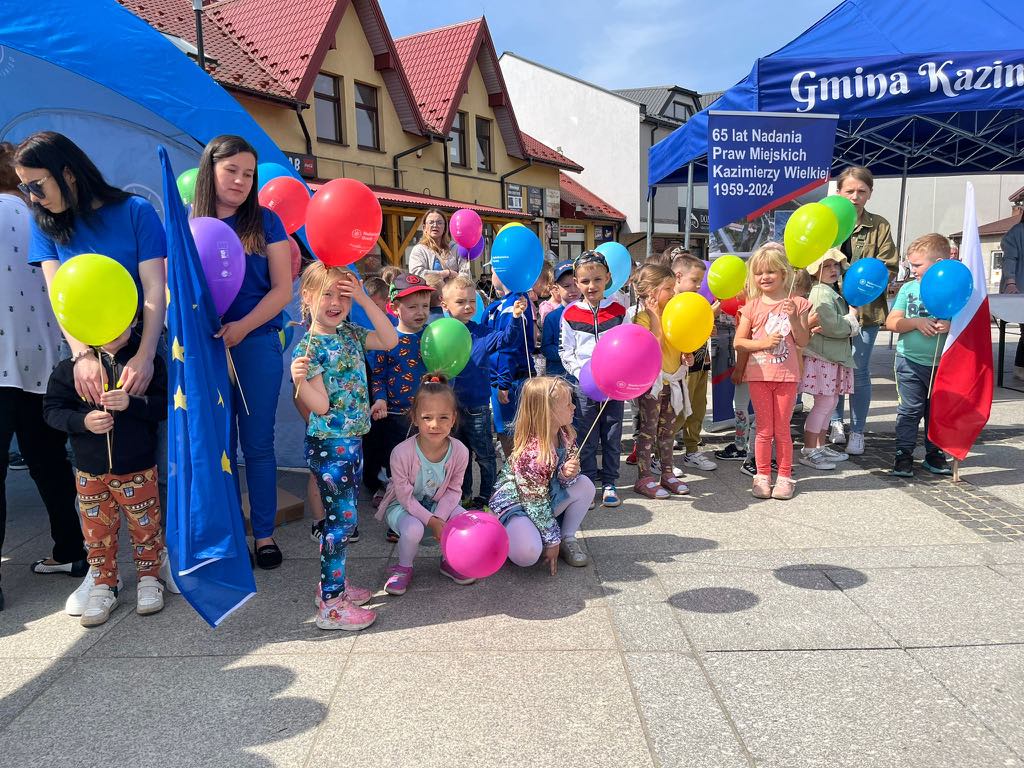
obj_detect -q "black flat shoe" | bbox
[30,558,89,577]
[254,543,283,570]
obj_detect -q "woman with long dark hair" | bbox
[192,135,292,569]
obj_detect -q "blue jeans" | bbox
[228,330,282,540]
[457,404,497,500]
[306,435,360,601]
[496,378,525,435]
[834,324,879,434]
[894,355,939,456]
[576,392,624,487]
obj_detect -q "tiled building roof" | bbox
[559,172,626,222]
[520,133,582,172]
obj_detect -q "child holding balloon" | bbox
[799,249,858,470]
[884,234,954,478]
[376,374,476,595]
[559,251,628,507]
[290,261,398,631]
[631,264,693,499]
[734,243,811,500]
[489,377,593,573]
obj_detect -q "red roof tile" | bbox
[559,172,626,222]
[309,183,532,218]
[520,133,583,172]
[394,19,482,134]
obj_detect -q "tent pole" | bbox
[895,154,909,252]
[684,161,695,249]
[645,187,656,259]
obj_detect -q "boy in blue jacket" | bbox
[541,261,580,381]
[441,276,526,507]
[484,272,536,455]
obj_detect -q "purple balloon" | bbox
[190,217,245,315]
[578,360,609,402]
[698,260,715,304]
[457,237,485,261]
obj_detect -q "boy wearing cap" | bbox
[441,276,526,507]
[363,274,432,521]
[541,261,581,381]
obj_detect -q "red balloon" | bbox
[720,296,745,317]
[257,176,309,235]
[287,236,301,281]
[305,178,382,267]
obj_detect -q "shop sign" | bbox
[543,188,561,218]
[283,152,318,179]
[506,183,523,211]
[527,186,544,216]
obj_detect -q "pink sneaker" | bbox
[316,596,376,631]
[384,565,413,596]
[440,559,476,586]
[344,580,372,606]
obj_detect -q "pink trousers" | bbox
[748,381,798,478]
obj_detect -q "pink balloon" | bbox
[590,324,661,400]
[450,209,483,249]
[441,511,509,579]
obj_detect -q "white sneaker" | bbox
[846,432,865,455]
[136,576,164,616]
[799,448,837,470]
[682,452,718,471]
[828,420,846,445]
[66,569,123,616]
[819,446,849,462]
[158,550,181,594]
[80,584,119,627]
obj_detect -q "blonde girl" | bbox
[734,243,811,500]
[488,377,594,575]
[374,374,472,595]
[290,261,398,631]
[631,264,692,499]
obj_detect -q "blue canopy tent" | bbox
[0,0,319,467]
[648,0,1024,250]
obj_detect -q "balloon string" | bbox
[96,347,113,474]
[225,346,250,416]
[294,272,327,400]
[579,400,608,448]
[522,314,532,378]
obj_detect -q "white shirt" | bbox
[0,194,62,394]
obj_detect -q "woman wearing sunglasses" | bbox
[14,132,167,405]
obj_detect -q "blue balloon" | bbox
[491,226,543,293]
[920,259,973,320]
[473,292,485,323]
[596,241,632,297]
[842,257,889,307]
[257,162,293,189]
[279,310,296,351]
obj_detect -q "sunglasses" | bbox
[17,175,51,200]
[573,250,607,269]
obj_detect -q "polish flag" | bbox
[927,183,993,461]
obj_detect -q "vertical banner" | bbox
[707,110,838,232]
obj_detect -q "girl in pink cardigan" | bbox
[375,374,471,595]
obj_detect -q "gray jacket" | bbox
[408,242,471,280]
[1000,219,1024,292]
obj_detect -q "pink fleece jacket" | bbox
[374,435,469,524]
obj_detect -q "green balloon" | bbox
[420,317,473,377]
[820,194,857,247]
[176,167,199,205]
[707,254,746,300]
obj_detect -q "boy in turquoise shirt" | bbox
[884,233,953,477]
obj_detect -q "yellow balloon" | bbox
[661,292,715,354]
[498,222,526,234]
[49,254,138,347]
[783,203,839,269]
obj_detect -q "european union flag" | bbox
[159,146,256,626]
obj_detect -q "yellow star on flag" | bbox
[221,451,232,474]
[217,390,225,407]
[173,386,187,410]
[171,337,185,363]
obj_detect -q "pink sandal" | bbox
[633,476,669,499]
[660,475,689,495]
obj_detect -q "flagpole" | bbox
[926,330,946,399]
[225,346,250,415]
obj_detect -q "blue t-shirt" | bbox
[28,196,166,295]
[220,207,288,332]
[295,322,371,439]
[892,279,942,366]
[368,329,426,414]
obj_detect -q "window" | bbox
[449,111,467,167]
[314,73,342,143]
[355,82,380,150]
[475,117,492,171]
[670,101,693,120]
